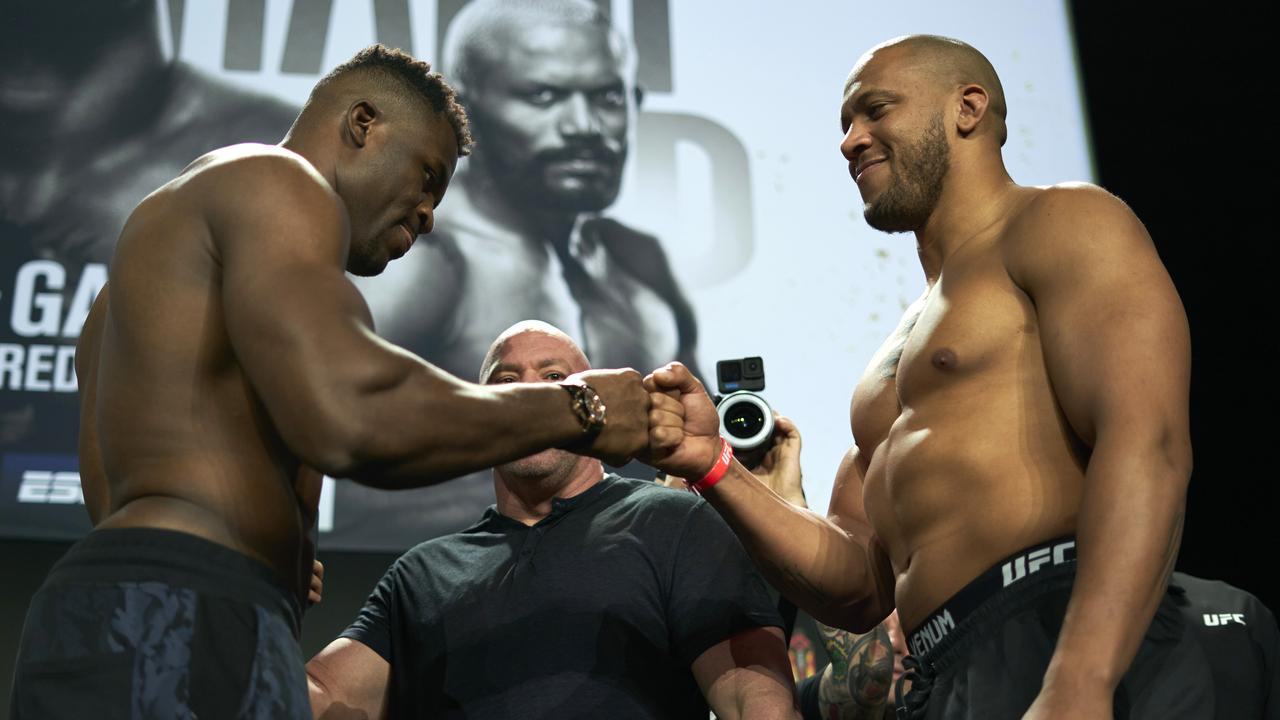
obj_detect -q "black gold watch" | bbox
[559,380,607,436]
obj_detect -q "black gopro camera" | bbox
[715,357,774,468]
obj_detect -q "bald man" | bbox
[306,321,797,720]
[645,35,1206,719]
[11,46,655,719]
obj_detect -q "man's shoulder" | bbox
[591,478,719,546]
[604,475,704,511]
[590,217,667,263]
[1004,182,1141,241]
[176,144,341,220]
[1173,572,1274,619]
[999,181,1151,278]
[187,143,323,185]
[386,519,505,576]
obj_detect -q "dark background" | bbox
[1,3,1275,712]
[1068,2,1277,615]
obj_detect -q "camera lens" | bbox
[723,401,765,440]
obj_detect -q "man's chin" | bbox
[536,178,621,214]
[498,449,578,479]
[346,244,391,277]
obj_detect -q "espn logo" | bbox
[1203,613,1246,627]
[16,471,84,505]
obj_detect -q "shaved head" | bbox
[853,35,1007,146]
[479,320,590,383]
[443,0,631,95]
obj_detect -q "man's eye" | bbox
[498,376,517,384]
[868,104,888,119]
[596,89,626,108]
[525,88,557,106]
[545,372,565,381]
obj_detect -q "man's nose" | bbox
[557,93,601,136]
[840,121,871,163]
[416,202,435,235]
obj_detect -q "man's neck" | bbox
[912,152,1020,281]
[494,458,605,526]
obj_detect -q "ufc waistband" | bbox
[906,536,1077,658]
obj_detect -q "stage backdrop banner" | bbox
[0,0,1091,550]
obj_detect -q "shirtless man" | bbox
[10,45,656,719]
[646,35,1199,719]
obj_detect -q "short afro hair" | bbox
[312,44,473,156]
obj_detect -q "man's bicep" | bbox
[1013,188,1190,447]
[307,638,391,720]
[215,166,382,467]
[827,446,894,621]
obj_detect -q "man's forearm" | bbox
[711,666,802,720]
[339,375,585,488]
[704,462,891,632]
[1042,436,1189,693]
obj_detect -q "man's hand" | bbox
[642,362,721,478]
[309,559,325,606]
[570,368,650,467]
[753,416,806,507]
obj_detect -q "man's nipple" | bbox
[931,347,958,370]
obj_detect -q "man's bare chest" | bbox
[852,258,1038,451]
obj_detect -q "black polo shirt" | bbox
[342,475,783,719]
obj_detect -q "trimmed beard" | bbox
[864,112,950,233]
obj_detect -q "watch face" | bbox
[563,382,606,434]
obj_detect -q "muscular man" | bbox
[646,35,1200,718]
[338,0,701,546]
[0,0,296,466]
[306,321,796,719]
[11,46,656,718]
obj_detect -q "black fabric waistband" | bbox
[906,536,1077,659]
[43,527,302,638]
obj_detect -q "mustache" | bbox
[532,140,623,167]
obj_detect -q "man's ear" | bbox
[345,100,378,148]
[955,84,989,137]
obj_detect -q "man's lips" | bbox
[393,222,416,255]
[855,157,886,182]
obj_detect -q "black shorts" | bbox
[10,528,309,719]
[897,537,1214,720]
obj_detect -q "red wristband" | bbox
[688,437,733,494]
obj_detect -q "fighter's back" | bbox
[83,144,329,599]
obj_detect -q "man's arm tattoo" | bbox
[817,622,894,720]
